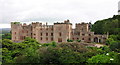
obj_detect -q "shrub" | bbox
[76,40,81,42]
[67,39,73,42]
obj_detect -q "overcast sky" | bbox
[0,0,120,28]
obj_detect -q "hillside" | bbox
[0,28,11,34]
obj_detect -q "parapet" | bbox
[76,22,88,25]
[54,20,72,25]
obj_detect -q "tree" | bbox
[2,33,11,40]
[2,37,40,63]
[87,52,119,63]
[91,15,120,35]
[15,43,89,64]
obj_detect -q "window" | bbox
[82,34,85,36]
[88,38,91,41]
[24,36,25,39]
[27,31,28,33]
[46,33,48,36]
[82,38,84,40]
[89,34,91,36]
[77,38,79,40]
[58,38,62,42]
[46,37,48,40]
[51,37,53,41]
[15,32,16,34]
[41,37,42,40]
[34,37,35,39]
[59,32,62,36]
[72,38,74,40]
[51,33,53,36]
[51,28,53,30]
[20,36,22,40]
[40,28,42,30]
[15,37,16,39]
[34,34,36,35]
[41,33,42,36]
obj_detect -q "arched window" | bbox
[94,37,98,43]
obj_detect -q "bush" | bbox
[87,52,119,63]
[76,40,81,42]
[67,39,73,42]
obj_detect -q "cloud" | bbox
[0,0,119,28]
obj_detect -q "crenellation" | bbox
[11,20,107,43]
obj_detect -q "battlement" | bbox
[54,20,72,25]
[11,20,107,43]
[76,22,89,25]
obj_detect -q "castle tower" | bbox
[53,20,72,43]
[118,1,120,15]
[11,22,23,42]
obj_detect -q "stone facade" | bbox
[11,20,107,43]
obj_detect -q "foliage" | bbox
[91,15,120,35]
[2,37,120,64]
[67,39,73,42]
[76,40,81,42]
[106,35,120,52]
[2,33,11,40]
[87,52,119,63]
[42,41,57,47]
[109,41,120,52]
[2,37,40,63]
[15,43,93,64]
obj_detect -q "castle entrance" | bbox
[94,37,98,43]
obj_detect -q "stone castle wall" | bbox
[11,20,107,43]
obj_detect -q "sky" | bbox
[0,0,120,28]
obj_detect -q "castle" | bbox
[11,20,107,43]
